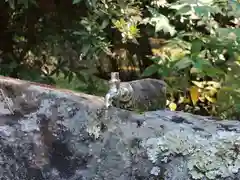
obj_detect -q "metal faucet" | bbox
[105,72,134,109]
[105,72,121,108]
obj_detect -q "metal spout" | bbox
[105,72,121,108]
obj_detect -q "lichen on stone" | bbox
[142,128,240,179]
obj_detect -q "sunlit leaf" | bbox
[191,39,202,54]
[192,81,205,88]
[190,67,201,74]
[206,81,221,88]
[175,5,192,15]
[143,7,176,36]
[166,99,170,105]
[169,102,177,111]
[216,28,240,40]
[73,0,82,4]
[205,95,216,103]
[178,96,185,103]
[204,86,218,96]
[193,6,212,17]
[142,64,159,77]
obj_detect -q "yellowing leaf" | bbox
[169,102,177,111]
[190,86,199,105]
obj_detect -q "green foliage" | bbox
[113,18,140,43]
[143,6,176,36]
[54,73,108,96]
[1,0,240,119]
[141,0,240,119]
[5,0,37,9]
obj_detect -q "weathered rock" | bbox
[0,76,239,180]
[113,78,167,111]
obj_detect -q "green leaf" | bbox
[235,104,240,111]
[149,56,162,63]
[173,57,193,70]
[228,0,240,17]
[81,44,91,55]
[17,0,29,8]
[75,72,87,83]
[175,5,192,15]
[193,57,210,71]
[7,0,15,9]
[73,0,82,4]
[68,72,74,83]
[142,64,159,77]
[144,7,176,36]
[158,67,170,77]
[203,65,225,77]
[73,31,89,36]
[191,40,202,54]
[62,69,69,79]
[192,56,225,77]
[100,19,109,29]
[216,28,240,41]
[193,6,213,17]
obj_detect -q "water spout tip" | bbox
[110,72,119,80]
